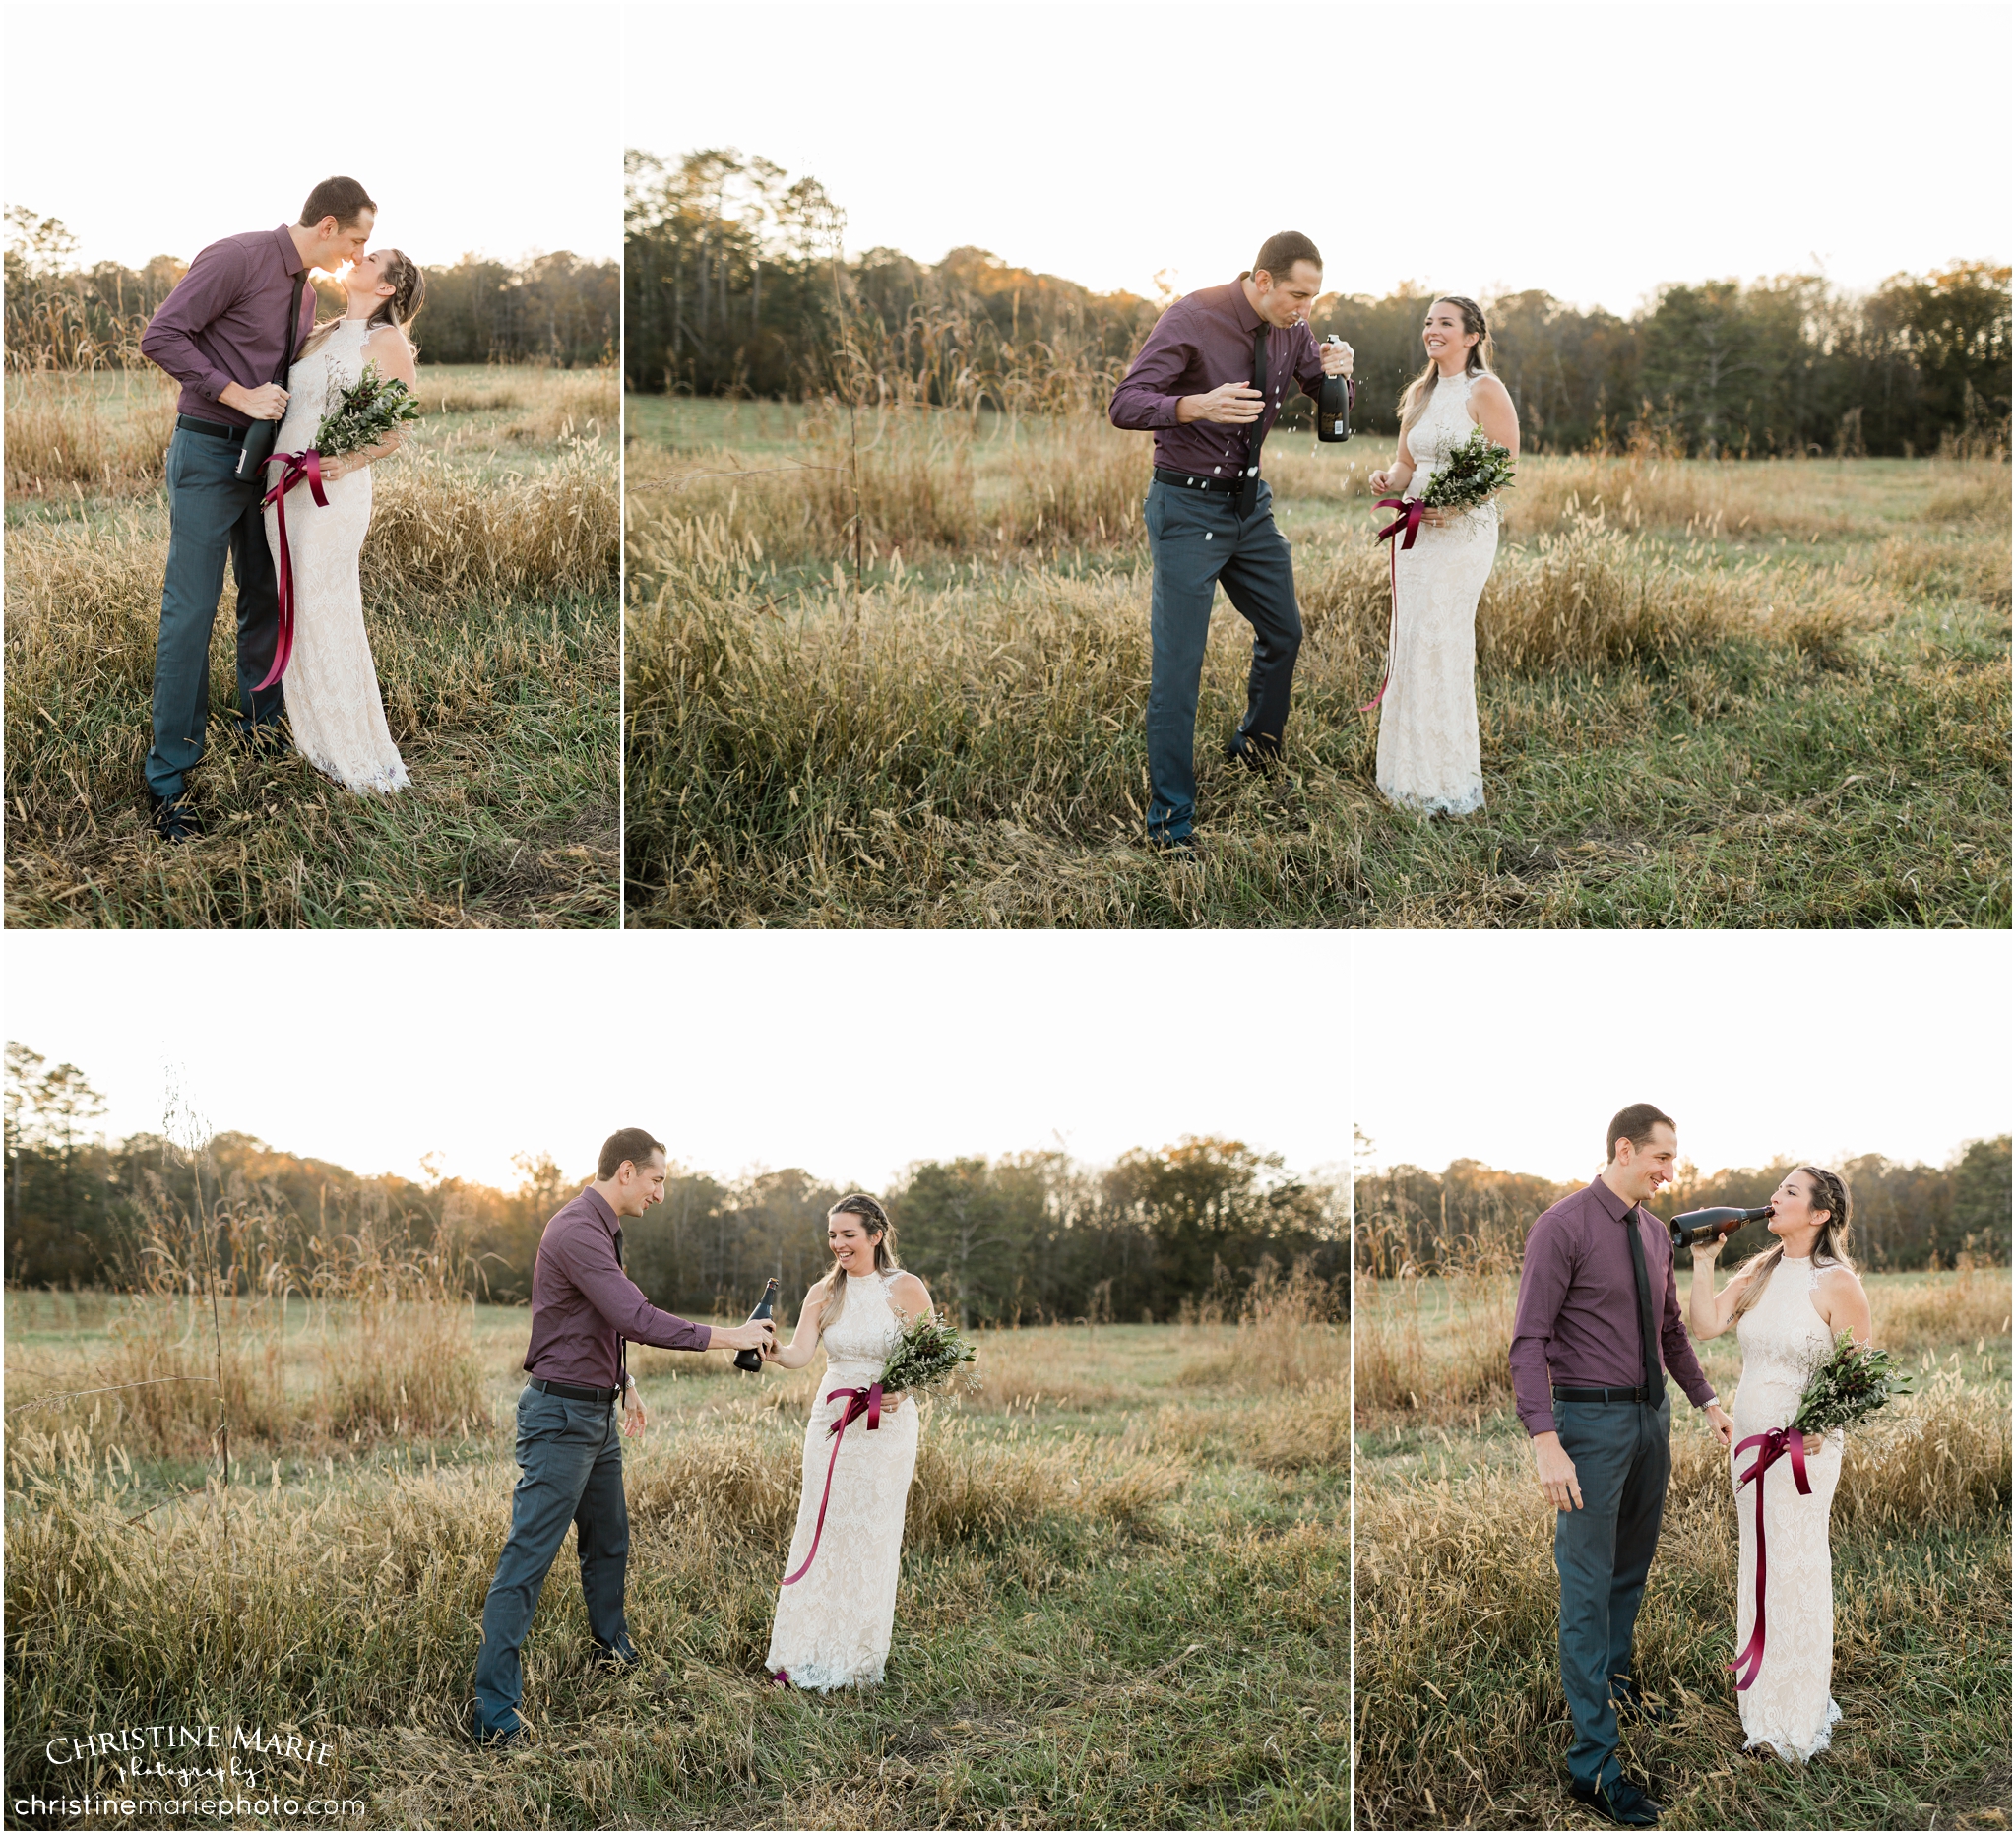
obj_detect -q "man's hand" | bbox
[1704,1401,1734,1448]
[715,1319,777,1355]
[1177,382,1264,426]
[622,1383,646,1436]
[220,380,289,421]
[1533,1430,1583,1511]
[1320,340,1354,379]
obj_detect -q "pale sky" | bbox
[3,3,621,269]
[627,1,2011,313]
[5,933,1348,1192]
[1354,933,2013,1183]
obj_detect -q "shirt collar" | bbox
[580,1186,619,1234]
[275,225,305,277]
[1589,1175,1638,1225]
[1228,278,1263,334]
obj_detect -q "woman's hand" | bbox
[1691,1236,1725,1264]
[1368,469,1397,495]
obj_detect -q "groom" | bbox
[1509,1104,1734,1827]
[1107,231,1354,852]
[136,177,376,842]
[471,1128,777,1747]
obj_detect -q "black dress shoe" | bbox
[1149,831,1198,856]
[147,791,206,844]
[1611,1676,1674,1726]
[1570,1776,1663,1826]
[1225,735,1282,772]
[472,1718,531,1750]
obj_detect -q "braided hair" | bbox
[1728,1166,1856,1327]
[298,249,426,360]
[1398,295,1495,435]
[810,1192,901,1328]
[364,248,425,345]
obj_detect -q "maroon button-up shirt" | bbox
[1509,1177,1716,1437]
[1108,279,1350,477]
[522,1187,712,1389]
[139,225,318,428]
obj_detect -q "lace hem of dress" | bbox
[304,748,410,796]
[1744,1695,1842,1764]
[777,1653,888,1692]
[1379,779,1485,817]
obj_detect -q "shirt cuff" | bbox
[201,369,233,404]
[1519,1407,1557,1437]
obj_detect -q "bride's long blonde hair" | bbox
[1726,1166,1856,1329]
[1398,295,1494,436]
[808,1193,901,1329]
[296,249,426,361]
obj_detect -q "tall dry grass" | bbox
[5,367,619,927]
[10,1193,488,1461]
[628,404,1148,565]
[4,367,181,496]
[627,499,1973,926]
[1355,1379,2011,1829]
[1173,1255,1350,1393]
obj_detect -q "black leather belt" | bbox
[1554,1384,1654,1404]
[178,413,249,443]
[1154,466,1240,495]
[528,1376,621,1405]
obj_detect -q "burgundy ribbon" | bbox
[255,449,328,691]
[1728,1425,1810,1690]
[779,1381,883,1588]
[1360,495,1427,712]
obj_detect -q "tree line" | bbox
[4,206,616,370]
[5,1045,1343,1325]
[626,148,2010,457]
[1354,1136,2012,1278]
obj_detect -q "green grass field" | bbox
[1354,1266,2012,1830]
[625,397,2009,927]
[5,365,618,927]
[4,1295,1345,1829]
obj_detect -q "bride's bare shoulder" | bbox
[363,323,417,384]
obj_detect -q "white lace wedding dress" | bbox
[1731,1253,1844,1761]
[262,319,410,795]
[1375,368,1499,815]
[766,1269,919,1690]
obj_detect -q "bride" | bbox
[1365,296,1519,816]
[1686,1167,1871,1762]
[262,247,425,795]
[763,1193,933,1690]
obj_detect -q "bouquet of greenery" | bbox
[1789,1329,1912,1437]
[310,359,421,461]
[880,1307,979,1398]
[1421,422,1516,512]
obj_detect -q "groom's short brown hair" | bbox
[299,177,376,230]
[1606,1103,1675,1164]
[1248,230,1323,284]
[598,1128,666,1180]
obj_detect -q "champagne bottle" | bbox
[733,1278,779,1373]
[1669,1204,1773,1249]
[1317,336,1353,444]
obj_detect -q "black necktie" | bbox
[1621,1202,1662,1402]
[1236,320,1270,518]
[615,1226,627,1398]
